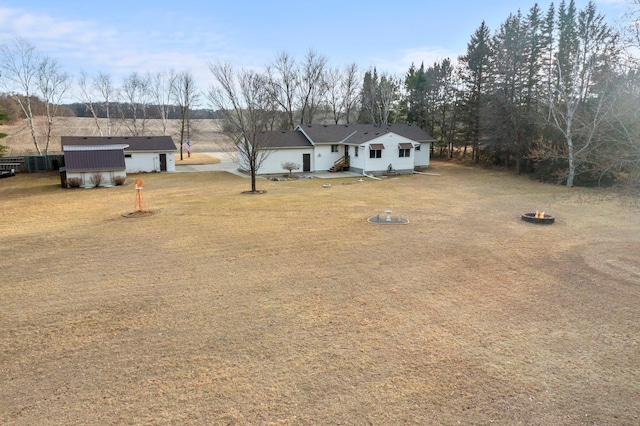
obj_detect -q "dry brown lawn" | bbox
[1,162,639,425]
[174,152,221,166]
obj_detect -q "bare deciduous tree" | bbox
[0,38,71,156]
[80,72,118,136]
[266,52,298,129]
[0,39,39,152]
[341,63,361,125]
[172,70,200,160]
[79,71,105,135]
[151,71,178,136]
[95,72,116,136]
[298,49,328,125]
[119,72,151,136]
[37,56,72,154]
[325,63,361,124]
[208,62,277,192]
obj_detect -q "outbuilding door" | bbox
[159,154,167,171]
[303,154,311,172]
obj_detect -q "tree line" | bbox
[1,0,640,189]
[400,0,640,189]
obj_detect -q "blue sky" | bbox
[0,0,630,98]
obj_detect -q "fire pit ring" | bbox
[521,212,555,224]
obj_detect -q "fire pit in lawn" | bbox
[522,211,555,224]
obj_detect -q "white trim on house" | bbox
[244,124,432,176]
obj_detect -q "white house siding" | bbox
[125,152,175,173]
[414,142,431,168]
[314,144,345,171]
[66,170,127,188]
[354,133,418,175]
[252,148,315,175]
[348,145,365,174]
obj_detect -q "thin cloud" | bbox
[0,6,227,85]
[597,0,627,5]
[0,7,101,44]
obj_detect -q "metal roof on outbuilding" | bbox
[62,147,126,172]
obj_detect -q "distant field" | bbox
[1,162,639,424]
[0,117,231,155]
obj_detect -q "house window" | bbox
[355,147,359,157]
[398,142,413,158]
[125,154,132,158]
[415,144,421,151]
[369,143,384,159]
[331,145,339,153]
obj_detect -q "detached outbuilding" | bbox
[61,136,177,173]
[61,145,127,188]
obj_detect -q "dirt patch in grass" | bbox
[1,161,639,425]
[121,210,157,218]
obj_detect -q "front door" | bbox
[302,153,311,172]
[344,145,350,168]
[159,153,167,171]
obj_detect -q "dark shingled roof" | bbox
[297,123,434,145]
[61,136,177,151]
[259,130,313,148]
[63,146,126,172]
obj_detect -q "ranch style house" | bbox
[241,123,434,176]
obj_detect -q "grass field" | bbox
[0,117,230,155]
[1,161,639,425]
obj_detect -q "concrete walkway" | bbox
[174,151,366,180]
[174,151,247,177]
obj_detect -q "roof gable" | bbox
[296,124,357,144]
[258,130,314,148]
[295,123,434,145]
